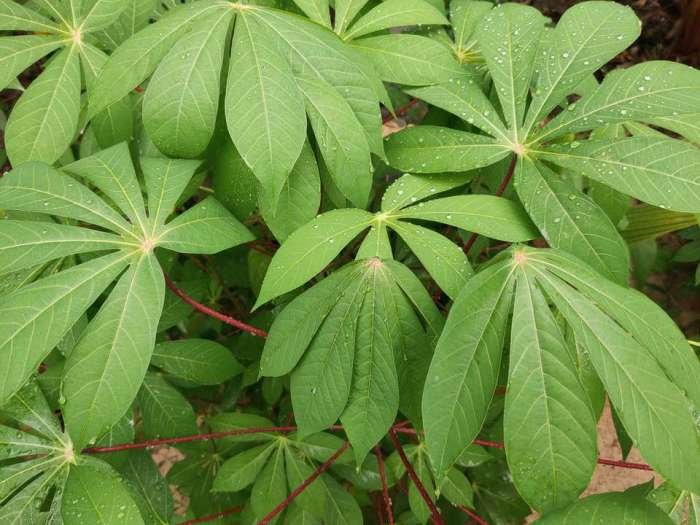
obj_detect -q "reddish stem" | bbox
[180,507,243,525]
[388,430,444,525]
[164,274,268,339]
[597,458,653,471]
[258,441,350,525]
[463,154,518,255]
[383,98,420,124]
[375,445,395,525]
[458,505,489,525]
[82,426,296,453]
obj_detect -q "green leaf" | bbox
[505,270,597,512]
[251,443,287,523]
[0,35,62,92]
[475,4,545,137]
[514,158,629,285]
[5,47,81,165]
[143,9,232,158]
[292,275,366,436]
[534,61,700,142]
[389,220,471,300]
[0,460,67,524]
[0,163,133,237]
[208,412,277,445]
[63,253,165,449]
[353,34,463,85]
[252,8,383,157]
[0,252,129,404]
[261,263,360,377]
[422,260,515,480]
[622,205,696,243]
[259,142,321,242]
[532,249,700,408]
[213,443,275,492]
[395,194,538,242]
[0,220,125,274]
[340,264,399,464]
[285,448,327,518]
[158,196,254,254]
[291,0,330,28]
[80,0,130,32]
[63,143,148,232]
[406,81,510,142]
[540,137,700,213]
[137,372,198,439]
[62,459,144,525]
[384,259,444,342]
[151,339,242,385]
[2,380,66,444]
[88,1,225,117]
[322,473,363,525]
[297,76,371,208]
[440,467,474,507]
[344,0,449,41]
[0,0,59,31]
[226,11,306,203]
[356,221,392,260]
[381,172,473,213]
[255,209,374,307]
[333,0,370,35]
[450,0,492,55]
[142,157,200,228]
[119,451,174,524]
[536,492,675,525]
[385,126,510,173]
[537,269,700,493]
[523,1,641,134]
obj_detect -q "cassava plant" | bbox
[0,0,699,523]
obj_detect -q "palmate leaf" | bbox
[62,253,165,450]
[262,259,437,462]
[143,8,233,158]
[423,246,700,503]
[515,158,630,284]
[5,47,81,166]
[226,10,306,203]
[62,459,144,525]
[256,172,536,307]
[352,34,464,86]
[0,0,60,32]
[475,3,545,138]
[422,260,515,480]
[343,0,448,41]
[0,145,251,444]
[0,35,63,91]
[522,1,641,134]
[506,269,597,512]
[539,137,700,213]
[79,0,130,33]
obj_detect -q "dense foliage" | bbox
[0,0,699,523]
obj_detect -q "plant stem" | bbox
[82,426,296,453]
[463,153,518,255]
[180,507,243,525]
[375,445,395,525]
[388,429,444,525]
[596,458,653,471]
[458,505,489,525]
[164,274,268,338]
[258,441,350,525]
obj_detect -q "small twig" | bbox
[388,430,444,525]
[82,426,296,453]
[258,441,350,525]
[375,446,395,525]
[464,154,518,255]
[458,505,489,525]
[180,507,243,525]
[596,458,653,471]
[164,274,268,338]
[383,98,420,124]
